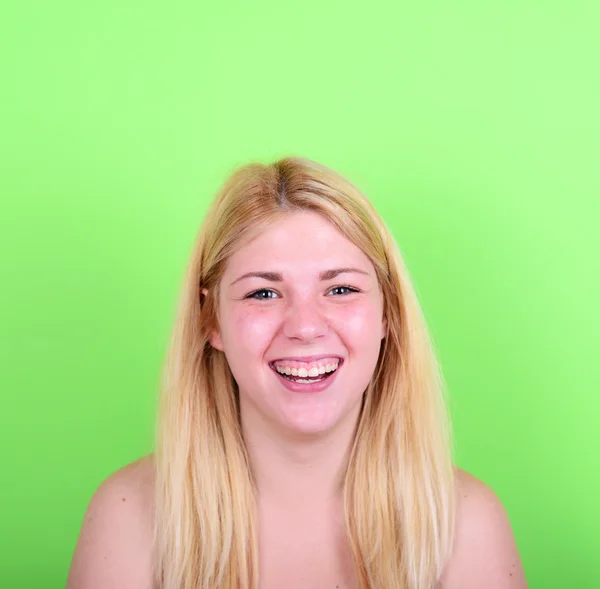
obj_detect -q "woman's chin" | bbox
[276,405,359,438]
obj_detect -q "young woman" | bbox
[66,157,527,588]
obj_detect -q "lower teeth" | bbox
[293,377,324,383]
[281,372,332,383]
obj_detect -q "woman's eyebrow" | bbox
[230,267,370,286]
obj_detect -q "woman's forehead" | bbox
[231,211,363,262]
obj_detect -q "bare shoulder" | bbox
[438,467,528,589]
[66,454,157,589]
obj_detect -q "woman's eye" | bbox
[328,285,359,296]
[246,289,279,300]
[245,285,359,300]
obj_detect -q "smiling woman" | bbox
[66,157,527,589]
[203,210,387,437]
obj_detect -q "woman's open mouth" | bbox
[268,359,343,393]
[277,370,335,384]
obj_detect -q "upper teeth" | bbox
[274,361,340,377]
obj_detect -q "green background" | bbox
[1,1,598,587]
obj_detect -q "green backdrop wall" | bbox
[2,1,598,587]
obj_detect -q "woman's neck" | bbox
[240,399,361,508]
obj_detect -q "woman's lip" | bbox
[270,361,342,393]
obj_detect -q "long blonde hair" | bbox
[152,156,455,588]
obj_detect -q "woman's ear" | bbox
[201,288,224,351]
[209,331,224,351]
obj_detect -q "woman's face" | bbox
[208,210,386,436]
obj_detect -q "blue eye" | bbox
[329,286,359,296]
[246,289,278,300]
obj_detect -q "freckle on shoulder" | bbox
[94,453,156,513]
[454,467,498,507]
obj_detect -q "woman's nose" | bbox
[281,296,328,342]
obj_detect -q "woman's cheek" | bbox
[335,303,379,338]
[231,307,279,347]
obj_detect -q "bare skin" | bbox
[65,455,527,588]
[65,455,156,589]
[248,417,361,589]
